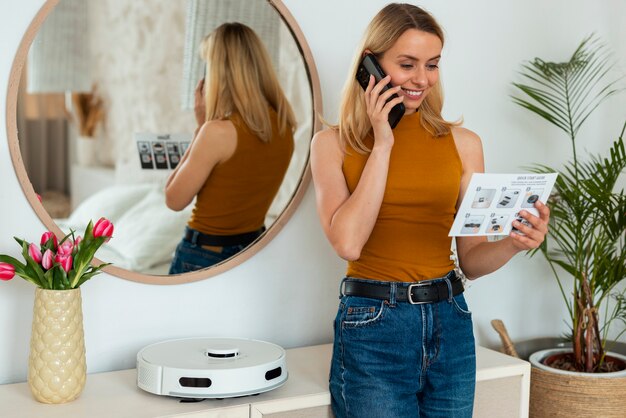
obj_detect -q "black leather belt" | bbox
[342,272,463,304]
[184,227,265,247]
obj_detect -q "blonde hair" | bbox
[200,23,296,142]
[338,3,458,153]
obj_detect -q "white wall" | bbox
[1,0,625,384]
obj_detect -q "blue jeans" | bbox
[168,233,247,274]
[330,275,476,418]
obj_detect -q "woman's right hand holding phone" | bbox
[364,75,404,150]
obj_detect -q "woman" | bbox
[166,23,296,274]
[310,4,550,417]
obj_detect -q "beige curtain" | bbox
[180,0,281,110]
[16,64,70,197]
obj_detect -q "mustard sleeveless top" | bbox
[188,109,294,235]
[343,111,462,282]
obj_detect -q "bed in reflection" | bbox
[54,175,298,275]
[55,184,186,275]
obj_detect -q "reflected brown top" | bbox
[342,111,461,282]
[188,109,294,235]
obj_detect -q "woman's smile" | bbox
[400,87,424,100]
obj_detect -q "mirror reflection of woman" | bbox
[166,22,296,274]
[311,3,550,417]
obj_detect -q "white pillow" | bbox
[106,189,192,272]
[94,243,133,270]
[68,184,156,226]
[55,219,87,237]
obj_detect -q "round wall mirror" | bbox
[6,0,322,284]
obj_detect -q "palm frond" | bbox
[512,34,623,143]
[513,36,626,369]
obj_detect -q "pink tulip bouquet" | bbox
[0,218,114,289]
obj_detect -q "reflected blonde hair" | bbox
[338,3,458,153]
[200,23,296,142]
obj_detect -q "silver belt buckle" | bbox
[339,280,347,297]
[407,282,430,305]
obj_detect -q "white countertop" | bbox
[0,344,529,418]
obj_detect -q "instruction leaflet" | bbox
[449,173,558,237]
[135,133,192,170]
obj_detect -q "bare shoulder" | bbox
[451,126,484,172]
[312,128,340,149]
[194,119,237,161]
[451,126,482,153]
[311,128,343,161]
[197,119,237,141]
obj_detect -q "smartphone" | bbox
[355,54,405,129]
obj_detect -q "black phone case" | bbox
[355,54,405,129]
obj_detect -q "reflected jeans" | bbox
[168,236,246,274]
[329,275,476,418]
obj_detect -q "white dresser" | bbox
[0,344,529,418]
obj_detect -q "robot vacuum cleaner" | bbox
[136,337,288,399]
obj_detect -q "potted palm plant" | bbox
[511,35,626,417]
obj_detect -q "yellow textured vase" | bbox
[28,288,86,403]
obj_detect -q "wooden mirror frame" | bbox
[6,0,322,285]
